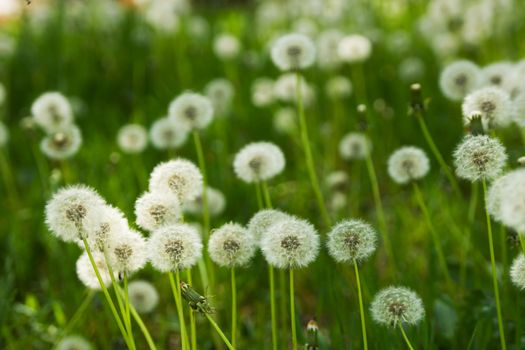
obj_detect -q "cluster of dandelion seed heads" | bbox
[439,60,480,101]
[260,216,320,269]
[31,92,74,133]
[40,125,82,160]
[168,92,214,130]
[370,286,425,327]
[208,222,256,268]
[233,142,286,183]
[128,280,159,314]
[327,219,377,263]
[271,33,316,71]
[149,158,203,202]
[247,209,291,243]
[387,146,430,184]
[148,223,203,272]
[453,135,507,181]
[184,186,226,217]
[511,254,525,290]
[462,87,513,130]
[76,251,112,290]
[135,191,181,232]
[339,132,371,160]
[117,124,148,154]
[150,117,188,150]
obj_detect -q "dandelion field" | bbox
[2,0,525,349]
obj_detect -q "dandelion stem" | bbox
[289,268,298,350]
[204,313,236,350]
[261,181,273,208]
[482,178,507,350]
[412,182,452,287]
[52,290,95,349]
[353,261,368,350]
[269,266,278,350]
[231,268,237,348]
[398,323,415,350]
[519,235,525,256]
[186,270,197,350]
[169,271,189,350]
[124,273,133,348]
[255,182,264,210]
[295,72,331,228]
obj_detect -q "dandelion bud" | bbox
[518,157,525,166]
[45,185,106,243]
[135,191,181,232]
[260,216,320,269]
[247,209,291,244]
[409,83,424,114]
[148,223,203,272]
[439,60,481,101]
[213,33,241,61]
[337,34,372,63]
[40,125,82,160]
[168,92,214,130]
[149,117,188,150]
[180,281,214,314]
[57,335,92,350]
[271,33,316,71]
[31,92,74,133]
[387,146,430,184]
[117,124,148,154]
[0,121,8,147]
[208,222,256,268]
[148,158,203,202]
[184,186,226,217]
[305,319,319,350]
[108,230,147,275]
[510,254,525,289]
[453,135,507,182]
[233,142,285,183]
[467,111,485,135]
[76,251,111,290]
[128,280,159,313]
[339,132,371,160]
[462,87,513,130]
[370,286,425,327]
[327,219,377,263]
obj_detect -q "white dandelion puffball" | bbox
[486,170,525,224]
[148,223,203,272]
[511,254,525,289]
[57,335,92,350]
[135,191,181,232]
[387,146,430,184]
[496,170,525,233]
[168,92,214,130]
[145,1,180,33]
[327,219,377,263]
[76,251,111,290]
[439,60,481,101]
[108,230,147,274]
[461,87,513,130]
[271,33,316,71]
[339,132,371,160]
[273,107,297,135]
[205,78,235,116]
[370,286,425,327]
[337,34,372,63]
[86,205,129,252]
[273,73,315,105]
[513,91,525,127]
[325,76,352,99]
[0,121,9,147]
[128,280,159,313]
[233,142,286,183]
[480,62,513,87]
[40,125,82,160]
[453,135,507,182]
[247,209,291,244]
[325,171,349,191]
[251,78,275,107]
[45,185,106,243]
[208,222,256,268]
[150,117,188,150]
[148,158,203,202]
[117,124,148,154]
[260,216,320,269]
[316,29,344,70]
[184,186,226,217]
[213,33,241,60]
[31,92,74,133]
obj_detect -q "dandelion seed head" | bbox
[453,135,507,181]
[76,251,111,290]
[370,286,425,327]
[273,107,296,135]
[150,117,188,150]
[205,78,234,116]
[439,60,480,101]
[273,73,315,105]
[387,146,430,184]
[325,76,352,99]
[40,125,82,160]
[108,230,147,274]
[337,34,372,63]
[233,142,285,183]
[135,191,181,232]
[148,223,202,272]
[510,254,525,290]
[462,87,514,129]
[316,29,344,70]
[149,158,203,202]
[271,33,316,71]
[247,209,291,244]
[128,280,159,313]
[486,170,523,224]
[480,62,513,87]
[213,33,241,60]
[86,205,128,252]
[117,124,148,154]
[339,132,371,160]
[251,77,275,107]
[184,186,226,217]
[327,219,377,263]
[31,92,74,133]
[168,92,214,130]
[496,170,525,233]
[57,335,92,350]
[208,222,256,268]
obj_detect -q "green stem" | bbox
[295,72,331,228]
[482,178,507,350]
[124,273,133,347]
[231,268,237,348]
[262,181,273,208]
[205,314,236,350]
[269,266,278,350]
[289,269,298,350]
[412,182,452,287]
[398,324,415,350]
[519,235,525,256]
[353,261,368,350]
[186,270,197,350]
[52,290,95,349]
[169,271,189,350]
[461,182,479,287]
[255,182,264,210]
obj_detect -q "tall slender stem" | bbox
[261,181,273,208]
[169,271,188,350]
[289,269,298,350]
[124,273,133,348]
[231,268,237,348]
[269,266,278,350]
[353,261,368,350]
[398,324,415,350]
[186,270,197,350]
[205,314,236,350]
[295,72,331,228]
[482,178,507,350]
[519,234,525,256]
[255,182,264,210]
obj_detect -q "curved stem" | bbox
[353,262,368,350]
[169,271,188,350]
[269,266,278,350]
[289,269,297,350]
[205,314,236,350]
[398,324,415,350]
[482,178,507,350]
[231,268,237,348]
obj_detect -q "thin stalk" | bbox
[482,178,507,350]
[186,270,197,350]
[205,314,236,350]
[461,182,479,287]
[398,324,415,350]
[519,235,525,256]
[412,182,452,287]
[169,271,189,350]
[416,116,461,196]
[231,268,237,348]
[124,273,133,346]
[295,72,331,228]
[289,269,298,350]
[261,181,273,208]
[269,266,278,350]
[353,261,368,350]
[255,182,264,210]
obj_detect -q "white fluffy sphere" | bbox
[168,92,214,130]
[271,33,316,71]
[233,142,286,183]
[387,146,430,184]
[148,159,203,202]
[208,222,256,268]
